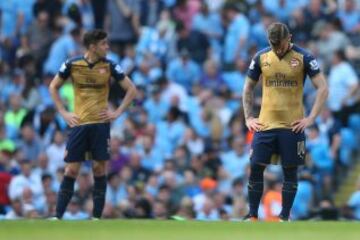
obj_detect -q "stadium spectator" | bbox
[337,0,360,34]
[262,178,282,221]
[8,160,42,202]
[191,2,223,60]
[306,125,334,200]
[45,131,66,175]
[173,0,201,31]
[291,170,315,220]
[0,168,12,215]
[347,177,360,220]
[63,0,95,31]
[166,48,201,92]
[27,10,53,70]
[176,21,210,64]
[220,136,249,182]
[105,0,140,56]
[17,124,43,162]
[43,26,82,75]
[139,0,165,27]
[105,172,128,208]
[223,3,250,65]
[328,50,359,126]
[4,198,23,220]
[63,197,89,220]
[199,59,225,94]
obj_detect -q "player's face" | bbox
[94,38,109,58]
[271,35,291,58]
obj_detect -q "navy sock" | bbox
[93,175,107,218]
[248,164,266,217]
[280,167,298,220]
[56,176,76,219]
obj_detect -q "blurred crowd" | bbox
[1,0,360,221]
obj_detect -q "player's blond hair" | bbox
[267,22,290,47]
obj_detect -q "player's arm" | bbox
[100,62,137,121]
[292,73,328,133]
[243,52,263,132]
[114,76,137,117]
[342,81,359,106]
[308,73,329,120]
[292,53,329,133]
[49,60,80,127]
[243,76,257,120]
[49,75,80,127]
[243,76,263,132]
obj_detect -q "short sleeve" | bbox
[110,61,125,82]
[58,60,72,79]
[304,53,321,78]
[247,53,262,81]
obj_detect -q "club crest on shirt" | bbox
[262,61,271,68]
[290,58,300,68]
[98,68,107,74]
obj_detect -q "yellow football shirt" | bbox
[58,57,125,125]
[247,45,320,130]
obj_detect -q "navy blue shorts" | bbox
[250,129,306,167]
[64,123,110,162]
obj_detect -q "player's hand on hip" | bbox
[99,109,121,122]
[62,111,80,127]
[245,117,263,132]
[291,117,315,133]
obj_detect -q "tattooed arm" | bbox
[243,76,263,132]
[243,76,257,120]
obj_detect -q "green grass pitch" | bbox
[0,220,359,240]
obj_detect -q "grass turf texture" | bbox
[0,220,359,240]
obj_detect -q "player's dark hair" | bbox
[83,29,107,48]
[267,22,290,47]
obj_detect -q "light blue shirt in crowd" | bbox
[348,191,360,220]
[292,180,313,219]
[224,14,250,63]
[43,35,79,75]
[143,98,169,124]
[222,71,246,95]
[220,151,249,180]
[328,62,358,111]
[106,183,128,207]
[140,147,165,171]
[337,10,360,32]
[0,0,18,38]
[63,211,89,220]
[156,120,186,152]
[166,58,201,92]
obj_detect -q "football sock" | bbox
[248,164,266,217]
[93,175,107,218]
[280,166,298,220]
[56,176,76,219]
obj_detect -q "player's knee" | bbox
[249,164,266,182]
[283,166,298,183]
[64,166,80,178]
[93,163,106,176]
